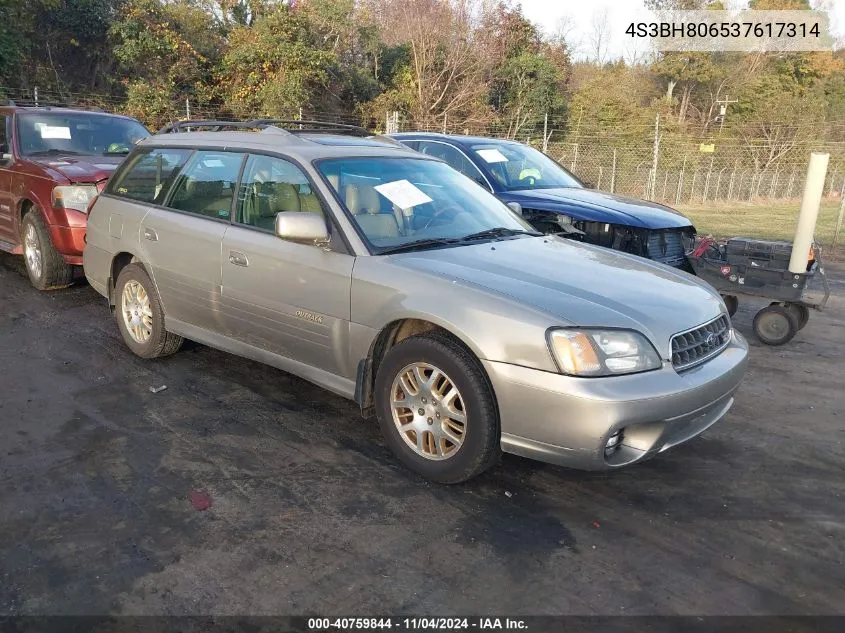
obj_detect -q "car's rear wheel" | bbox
[374,332,500,483]
[114,263,183,358]
[21,210,74,290]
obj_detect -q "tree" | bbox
[369,0,486,127]
[218,4,334,118]
[111,0,223,125]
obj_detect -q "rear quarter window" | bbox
[107,148,192,204]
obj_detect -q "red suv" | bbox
[0,105,149,289]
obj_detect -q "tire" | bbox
[753,305,798,346]
[20,209,74,290]
[374,332,500,483]
[722,295,738,317]
[114,263,183,359]
[783,303,810,330]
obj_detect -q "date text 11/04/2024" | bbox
[307,618,528,630]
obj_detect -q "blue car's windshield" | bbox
[470,143,583,191]
[17,112,149,157]
[318,157,536,252]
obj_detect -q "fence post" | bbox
[185,98,190,119]
[570,143,579,172]
[662,171,669,202]
[703,156,713,202]
[649,113,660,200]
[676,154,687,206]
[34,86,39,107]
[442,113,447,134]
[689,172,697,204]
[770,164,779,198]
[597,166,603,190]
[610,148,617,194]
[787,168,797,198]
[542,113,548,153]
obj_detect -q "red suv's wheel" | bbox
[21,209,74,290]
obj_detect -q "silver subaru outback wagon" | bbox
[83,120,749,483]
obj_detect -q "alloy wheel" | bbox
[390,362,466,460]
[121,280,153,344]
[24,223,42,280]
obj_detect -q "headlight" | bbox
[52,185,99,213]
[547,328,662,376]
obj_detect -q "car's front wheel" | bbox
[21,210,74,290]
[374,332,500,483]
[114,263,183,359]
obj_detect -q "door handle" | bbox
[229,251,249,267]
[143,227,158,241]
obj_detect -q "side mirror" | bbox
[275,212,330,247]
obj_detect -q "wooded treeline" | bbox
[1,0,844,171]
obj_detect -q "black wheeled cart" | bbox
[686,237,830,346]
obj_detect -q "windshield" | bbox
[16,112,149,157]
[318,157,535,252]
[471,143,583,191]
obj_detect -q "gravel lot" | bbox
[1,251,843,616]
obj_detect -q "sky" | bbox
[519,0,845,61]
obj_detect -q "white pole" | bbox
[832,177,845,251]
[789,152,830,273]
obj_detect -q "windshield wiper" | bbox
[459,227,541,242]
[378,238,462,255]
[28,149,85,157]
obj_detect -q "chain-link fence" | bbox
[544,141,845,206]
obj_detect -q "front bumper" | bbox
[483,329,749,470]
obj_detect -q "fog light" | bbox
[605,429,624,456]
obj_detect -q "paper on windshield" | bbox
[476,148,508,163]
[374,179,433,209]
[40,126,72,140]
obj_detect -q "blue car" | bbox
[391,133,695,268]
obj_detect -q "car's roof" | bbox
[141,130,431,160]
[391,132,522,146]
[0,106,142,122]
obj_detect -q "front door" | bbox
[139,149,244,333]
[220,153,354,377]
[0,114,14,244]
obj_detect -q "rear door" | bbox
[220,153,354,377]
[139,149,244,333]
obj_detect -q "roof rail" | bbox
[251,119,370,137]
[157,118,371,136]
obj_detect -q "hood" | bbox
[389,236,723,358]
[31,154,123,184]
[499,187,693,230]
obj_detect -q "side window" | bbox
[417,141,488,188]
[167,151,244,220]
[108,148,192,204]
[236,154,325,231]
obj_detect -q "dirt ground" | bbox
[1,251,843,616]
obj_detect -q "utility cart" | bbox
[686,236,830,346]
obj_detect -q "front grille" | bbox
[671,314,731,371]
[647,229,686,267]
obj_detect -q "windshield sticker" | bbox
[476,148,508,163]
[374,179,433,209]
[40,126,72,140]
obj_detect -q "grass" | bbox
[676,199,844,259]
